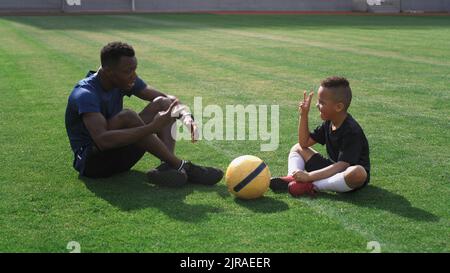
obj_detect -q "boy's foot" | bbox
[181,161,224,186]
[147,162,188,187]
[288,181,316,197]
[269,176,295,192]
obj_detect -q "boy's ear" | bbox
[335,102,345,113]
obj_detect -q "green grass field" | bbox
[0,14,449,253]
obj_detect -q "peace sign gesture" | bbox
[298,90,314,115]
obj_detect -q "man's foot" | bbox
[269,176,295,192]
[147,162,188,187]
[288,181,316,197]
[181,161,223,186]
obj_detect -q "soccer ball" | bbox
[225,155,271,199]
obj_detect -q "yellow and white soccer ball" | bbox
[226,155,271,200]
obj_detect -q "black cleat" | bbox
[182,161,224,186]
[147,162,188,188]
[270,176,295,192]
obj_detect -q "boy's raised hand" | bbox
[299,90,314,115]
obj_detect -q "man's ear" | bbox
[102,66,111,75]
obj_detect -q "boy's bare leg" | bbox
[343,165,367,189]
[106,109,181,168]
[291,143,318,162]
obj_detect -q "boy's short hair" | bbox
[101,41,135,68]
[320,76,352,110]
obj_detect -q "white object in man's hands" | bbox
[171,104,188,118]
[170,104,199,142]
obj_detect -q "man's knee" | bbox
[113,109,144,128]
[152,96,173,111]
[139,96,173,122]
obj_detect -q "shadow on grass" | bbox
[80,169,289,219]
[80,170,227,223]
[318,185,439,222]
[234,197,289,214]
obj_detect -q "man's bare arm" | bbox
[135,85,170,102]
[82,101,178,151]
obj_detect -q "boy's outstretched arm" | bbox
[293,161,350,182]
[298,91,316,148]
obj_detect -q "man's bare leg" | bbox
[138,96,176,153]
[106,109,181,169]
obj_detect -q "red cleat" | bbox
[288,181,316,197]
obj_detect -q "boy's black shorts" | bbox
[79,144,146,178]
[305,153,370,192]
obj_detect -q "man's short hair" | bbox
[101,41,135,68]
[320,76,352,110]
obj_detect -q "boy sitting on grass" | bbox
[270,77,370,196]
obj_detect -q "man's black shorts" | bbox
[75,144,145,178]
[304,153,370,192]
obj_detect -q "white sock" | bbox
[288,150,305,175]
[312,172,352,193]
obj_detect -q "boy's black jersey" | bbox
[310,114,370,174]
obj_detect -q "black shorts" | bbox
[305,153,370,192]
[77,144,145,178]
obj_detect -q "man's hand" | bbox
[166,94,178,102]
[151,99,179,131]
[188,118,199,143]
[292,170,311,183]
[178,114,199,143]
[299,90,314,115]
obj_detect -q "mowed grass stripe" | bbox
[119,14,450,67]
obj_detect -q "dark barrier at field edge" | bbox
[1,0,450,14]
[0,253,447,272]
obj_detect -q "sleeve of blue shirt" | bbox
[124,76,147,97]
[76,88,101,115]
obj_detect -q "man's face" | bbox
[109,56,138,91]
[316,86,339,121]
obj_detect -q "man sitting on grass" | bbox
[65,41,223,187]
[270,77,370,196]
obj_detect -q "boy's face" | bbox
[316,86,342,121]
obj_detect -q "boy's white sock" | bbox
[312,172,352,193]
[288,150,305,175]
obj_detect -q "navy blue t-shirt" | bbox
[65,70,146,157]
[310,114,370,174]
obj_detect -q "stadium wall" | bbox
[0,0,449,14]
[401,0,450,12]
[61,0,354,13]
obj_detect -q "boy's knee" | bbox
[290,143,301,153]
[345,165,367,184]
[290,143,316,162]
